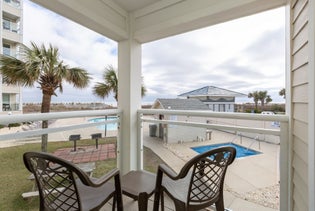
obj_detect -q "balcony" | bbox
[2,103,19,111]
[2,0,21,19]
[3,0,21,8]
[0,109,289,210]
[2,48,17,57]
[3,20,19,33]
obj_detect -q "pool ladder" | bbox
[231,132,242,144]
[247,135,261,150]
[232,133,261,150]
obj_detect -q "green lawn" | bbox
[0,138,164,210]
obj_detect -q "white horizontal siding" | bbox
[292,63,308,86]
[293,136,308,163]
[292,120,308,145]
[293,172,308,205]
[293,103,308,123]
[292,42,309,70]
[292,83,308,103]
[291,0,309,210]
[293,185,308,211]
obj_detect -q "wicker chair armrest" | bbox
[89,168,120,187]
[158,164,180,180]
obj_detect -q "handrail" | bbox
[0,109,122,125]
[141,118,281,136]
[138,109,289,136]
[0,109,122,141]
[139,109,289,122]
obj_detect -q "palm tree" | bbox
[248,91,260,109]
[93,65,147,101]
[0,42,90,152]
[279,88,286,99]
[258,91,272,109]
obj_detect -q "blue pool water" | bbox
[191,143,261,158]
[88,117,117,131]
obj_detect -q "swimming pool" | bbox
[88,117,117,131]
[191,143,261,158]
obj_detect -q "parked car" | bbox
[261,111,275,115]
[261,111,280,127]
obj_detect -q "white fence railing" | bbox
[0,109,122,141]
[0,108,290,211]
[138,109,290,211]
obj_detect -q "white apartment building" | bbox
[0,0,23,114]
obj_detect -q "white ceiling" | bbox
[113,0,159,12]
[30,0,286,43]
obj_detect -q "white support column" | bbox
[137,112,144,170]
[308,0,315,210]
[117,38,142,174]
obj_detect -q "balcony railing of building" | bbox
[2,103,19,111]
[3,48,17,57]
[3,19,20,33]
[0,109,290,210]
[3,0,21,8]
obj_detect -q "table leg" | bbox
[138,192,149,211]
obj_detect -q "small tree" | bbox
[248,90,272,110]
[258,91,272,109]
[248,91,260,109]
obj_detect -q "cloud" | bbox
[22,1,285,104]
[142,7,286,103]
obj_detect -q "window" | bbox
[2,94,10,104]
[3,44,11,56]
[3,18,10,30]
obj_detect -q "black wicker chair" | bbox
[23,151,123,211]
[153,146,236,211]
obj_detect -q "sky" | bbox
[22,0,286,105]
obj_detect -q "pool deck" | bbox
[143,129,280,210]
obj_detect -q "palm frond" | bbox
[92,82,111,99]
[66,67,91,88]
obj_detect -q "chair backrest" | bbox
[179,146,236,207]
[23,151,92,211]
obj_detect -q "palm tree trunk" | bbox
[41,93,52,152]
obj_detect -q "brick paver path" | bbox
[53,144,116,163]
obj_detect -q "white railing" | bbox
[0,108,290,210]
[138,109,290,211]
[0,109,122,141]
